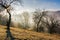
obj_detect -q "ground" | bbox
[0,25,60,40]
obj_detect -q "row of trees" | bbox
[33,9,60,34]
[15,9,60,34]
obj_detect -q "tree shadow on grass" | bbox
[5,27,14,40]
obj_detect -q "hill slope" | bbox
[0,25,60,40]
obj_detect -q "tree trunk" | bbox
[6,10,11,30]
[36,14,43,32]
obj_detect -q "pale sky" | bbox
[22,0,60,11]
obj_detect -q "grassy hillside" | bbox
[0,25,60,40]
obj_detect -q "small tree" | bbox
[48,17,60,33]
[22,12,30,29]
[39,14,60,33]
[33,9,47,32]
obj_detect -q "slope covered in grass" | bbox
[0,25,60,40]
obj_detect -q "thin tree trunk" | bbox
[37,15,42,32]
[7,10,11,30]
[36,11,46,32]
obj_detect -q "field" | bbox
[0,25,60,40]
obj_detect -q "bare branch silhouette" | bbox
[0,0,22,40]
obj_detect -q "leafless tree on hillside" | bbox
[0,0,22,40]
[48,17,60,33]
[33,9,47,32]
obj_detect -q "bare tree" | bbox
[48,17,60,33]
[38,14,60,33]
[0,0,22,40]
[22,12,30,29]
[0,0,22,28]
[33,9,47,32]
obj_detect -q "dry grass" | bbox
[0,25,60,40]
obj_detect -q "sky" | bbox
[0,0,60,15]
[22,0,60,11]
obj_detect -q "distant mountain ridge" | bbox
[46,10,60,20]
